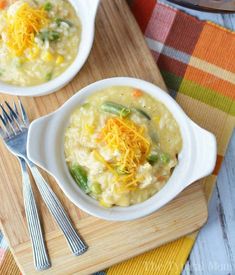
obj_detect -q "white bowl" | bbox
[27,77,217,221]
[0,0,100,97]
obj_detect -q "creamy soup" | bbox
[0,0,81,86]
[64,87,182,207]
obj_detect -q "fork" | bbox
[0,101,88,266]
[19,156,51,270]
[0,108,50,271]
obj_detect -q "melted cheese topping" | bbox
[98,117,150,190]
[5,2,48,56]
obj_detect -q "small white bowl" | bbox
[0,0,100,97]
[27,77,217,221]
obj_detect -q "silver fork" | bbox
[0,106,50,271]
[0,101,88,264]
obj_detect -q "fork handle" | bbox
[28,164,88,256]
[19,158,51,271]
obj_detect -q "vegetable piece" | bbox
[38,30,60,42]
[42,51,54,62]
[90,182,102,195]
[101,102,131,117]
[85,124,94,134]
[160,153,170,164]
[153,115,161,124]
[69,164,90,193]
[0,68,4,76]
[55,18,73,27]
[81,102,90,109]
[44,2,52,11]
[147,154,158,165]
[156,175,167,182]
[55,55,64,65]
[133,89,143,97]
[134,108,151,120]
[0,1,6,10]
[45,72,53,81]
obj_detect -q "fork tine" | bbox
[18,99,29,126]
[1,104,12,127]
[5,101,18,120]
[0,113,7,126]
[14,101,19,115]
[2,108,9,123]
[0,104,17,135]
[5,101,23,131]
[0,114,10,137]
[0,103,13,123]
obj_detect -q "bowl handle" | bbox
[86,0,100,18]
[185,121,217,187]
[27,115,55,175]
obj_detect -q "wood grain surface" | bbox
[0,0,208,274]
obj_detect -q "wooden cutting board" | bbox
[0,0,208,274]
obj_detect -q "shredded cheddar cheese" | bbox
[5,2,48,56]
[98,117,150,190]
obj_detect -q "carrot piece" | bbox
[0,1,7,9]
[156,175,167,182]
[133,89,143,98]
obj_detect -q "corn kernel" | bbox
[153,115,161,123]
[56,55,64,65]
[42,51,54,62]
[85,124,94,134]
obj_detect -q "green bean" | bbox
[90,182,102,195]
[101,102,131,117]
[70,164,90,193]
[147,154,158,165]
[44,2,53,11]
[134,108,151,120]
[148,152,170,166]
[45,72,53,81]
[160,153,170,164]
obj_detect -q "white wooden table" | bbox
[160,3,235,274]
[183,130,235,274]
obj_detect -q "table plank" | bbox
[183,130,235,275]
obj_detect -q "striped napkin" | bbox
[1,1,234,274]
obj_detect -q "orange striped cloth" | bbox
[106,1,235,274]
[0,1,235,274]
